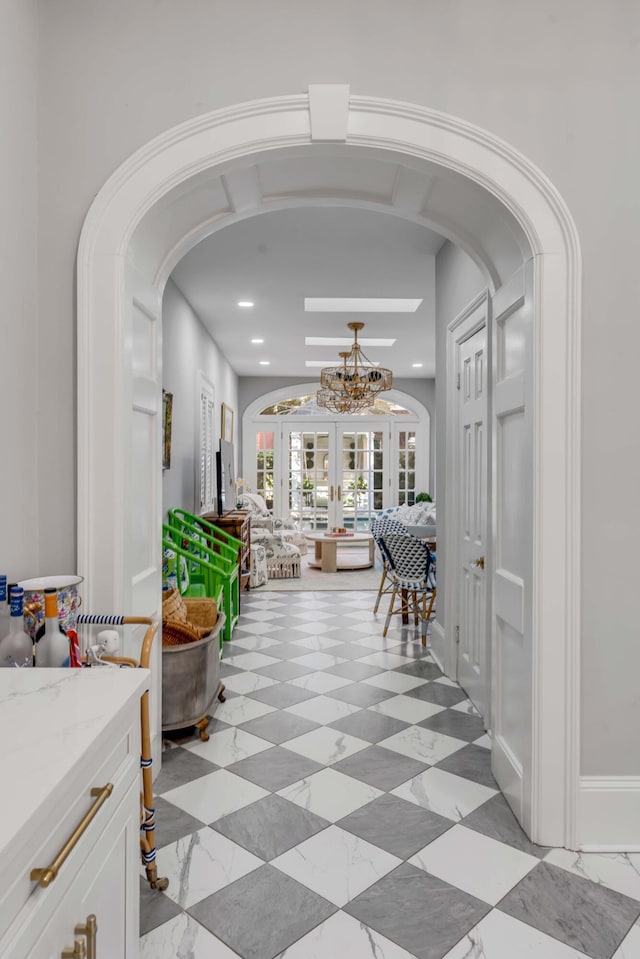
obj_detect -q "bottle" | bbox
[0,586,34,667]
[0,576,9,637]
[35,589,69,667]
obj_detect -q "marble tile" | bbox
[325,682,395,707]
[229,633,282,651]
[321,641,371,660]
[220,650,280,671]
[419,709,486,742]
[544,849,640,902]
[161,769,269,825]
[212,694,276,727]
[219,662,243,678]
[474,733,492,749]
[139,912,238,958]
[613,920,640,958]
[325,660,385,681]
[435,743,498,789]
[262,642,327,660]
[344,862,489,959]
[357,651,415,670]
[450,697,481,716]
[462,794,550,859]
[152,795,206,849]
[213,794,330,860]
[185,726,273,767]
[289,634,343,650]
[392,767,498,821]
[278,768,383,822]
[343,620,388,634]
[227,745,323,791]
[379,725,467,765]
[289,651,349,670]
[370,694,445,725]
[284,726,370,766]
[155,827,262,908]
[285,694,362,725]
[395,659,443,681]
[245,682,318,708]
[409,824,538,905]
[387,640,434,660]
[254,660,315,681]
[337,793,453,860]
[433,676,459,687]
[275,909,417,959]
[499,861,640,959]
[139,875,182,936]
[329,709,410,744]
[441,909,592,959]
[333,744,429,792]
[153,747,218,795]
[288,671,354,693]
[352,633,409,650]
[406,682,469,707]
[362,670,429,694]
[239,709,320,745]
[219,671,279,695]
[272,824,401,907]
[233,621,280,635]
[188,864,337,959]
[288,622,339,635]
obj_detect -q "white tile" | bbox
[239,610,286,622]
[357,651,414,670]
[450,698,481,716]
[613,921,640,958]
[285,695,361,725]
[213,694,276,726]
[288,610,336,622]
[363,671,428,694]
[221,650,280,670]
[392,767,498,821]
[162,769,269,823]
[273,825,400,907]
[370,694,445,724]
[474,734,492,750]
[278,768,382,822]
[140,913,239,959]
[433,676,458,687]
[289,635,342,650]
[409,824,538,905]
[288,672,354,694]
[233,621,280,635]
[276,910,415,959]
[289,651,348,670]
[220,671,278,694]
[380,725,467,764]
[346,621,389,634]
[186,727,272,767]
[341,610,380,622]
[441,909,592,959]
[284,726,369,765]
[544,849,640,902]
[155,827,262,908]
[288,622,339,635]
[352,634,407,650]
[230,634,282,651]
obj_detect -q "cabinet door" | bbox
[23,778,140,959]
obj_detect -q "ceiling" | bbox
[170,205,446,379]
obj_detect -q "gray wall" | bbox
[435,242,486,628]
[7,0,637,775]
[162,281,238,517]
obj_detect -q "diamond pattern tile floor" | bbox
[143,589,640,959]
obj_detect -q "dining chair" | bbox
[380,532,436,645]
[370,515,410,613]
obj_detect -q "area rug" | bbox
[259,547,382,592]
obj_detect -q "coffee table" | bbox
[305,531,375,573]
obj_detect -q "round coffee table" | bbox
[304,531,375,573]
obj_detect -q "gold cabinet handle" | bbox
[330,485,334,501]
[337,485,342,501]
[473,556,485,569]
[31,785,113,887]
[75,915,97,959]
[61,938,86,959]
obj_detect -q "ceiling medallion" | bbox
[316,322,393,413]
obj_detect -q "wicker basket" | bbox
[162,588,218,639]
[162,619,202,647]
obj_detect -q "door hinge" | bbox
[455,625,460,644]
[456,373,461,391]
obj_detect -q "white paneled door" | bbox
[456,323,489,722]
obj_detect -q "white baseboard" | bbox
[429,619,446,674]
[578,777,640,851]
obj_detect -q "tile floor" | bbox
[141,590,640,959]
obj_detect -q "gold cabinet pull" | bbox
[75,915,97,959]
[31,785,113,887]
[337,485,342,501]
[473,556,485,569]
[61,937,86,959]
[329,485,334,501]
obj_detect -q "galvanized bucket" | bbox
[161,613,225,731]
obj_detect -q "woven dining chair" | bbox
[370,515,410,613]
[380,532,436,645]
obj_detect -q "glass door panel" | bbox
[285,429,335,530]
[255,430,275,509]
[337,428,385,530]
[397,429,417,505]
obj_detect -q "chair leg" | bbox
[383,586,397,637]
[373,567,388,614]
[421,592,427,645]
[412,590,419,626]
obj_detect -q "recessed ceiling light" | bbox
[412,363,423,368]
[251,338,264,344]
[305,336,396,347]
[259,360,270,366]
[237,300,254,308]
[304,298,422,313]
[305,359,380,368]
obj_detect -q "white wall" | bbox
[29,0,640,775]
[0,0,38,581]
[162,280,238,517]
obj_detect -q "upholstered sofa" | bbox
[376,502,436,539]
[238,491,309,555]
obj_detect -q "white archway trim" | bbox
[77,91,581,848]
[242,383,428,424]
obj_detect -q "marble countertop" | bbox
[0,668,149,866]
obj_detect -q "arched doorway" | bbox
[77,88,581,847]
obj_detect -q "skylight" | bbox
[304,298,422,313]
[305,336,396,347]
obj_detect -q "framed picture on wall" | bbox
[162,390,173,470]
[221,403,234,443]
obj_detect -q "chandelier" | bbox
[317,322,393,412]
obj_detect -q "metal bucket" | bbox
[161,614,224,731]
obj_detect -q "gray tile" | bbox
[395,660,444,680]
[188,864,337,959]
[333,744,428,791]
[329,710,410,744]
[240,710,320,744]
[326,683,395,708]
[406,681,469,707]
[338,793,453,860]
[344,862,489,959]
[387,640,435,660]
[322,642,370,661]
[246,683,318,708]
[220,661,244,678]
[161,713,231,747]
[254,660,314,681]
[213,793,330,860]
[462,794,550,859]
[262,642,322,660]
[153,746,218,795]
[325,660,384,681]
[228,745,323,791]
[139,875,182,936]
[434,744,497,788]
[498,861,640,959]
[152,795,207,848]
[419,709,486,742]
